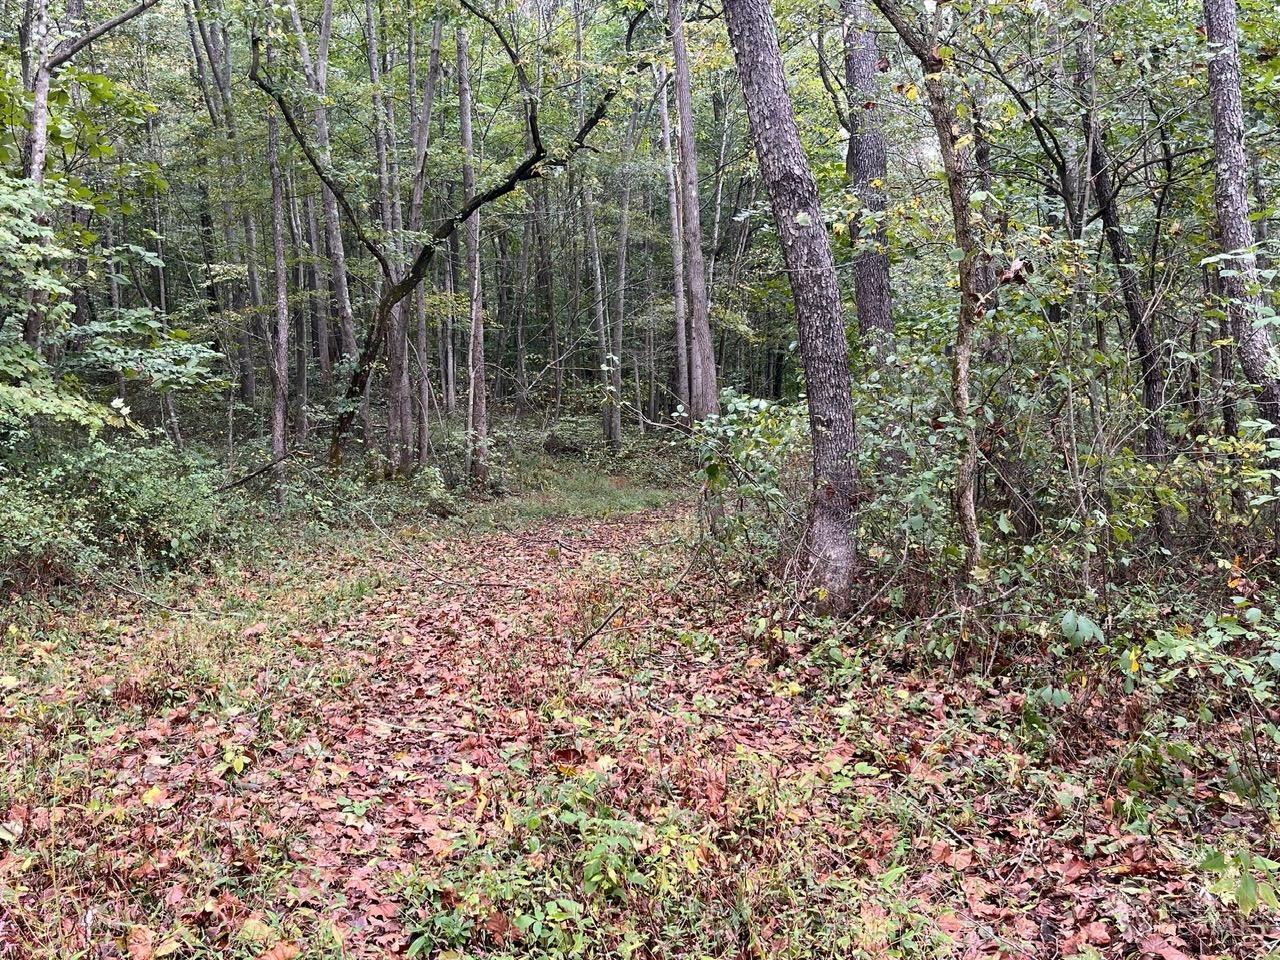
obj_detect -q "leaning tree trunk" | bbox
[669,0,719,420]
[1087,124,1174,542]
[1204,0,1280,429]
[457,27,488,482]
[841,0,891,342]
[724,0,859,613]
[871,0,982,580]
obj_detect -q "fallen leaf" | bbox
[1140,934,1190,960]
[127,926,154,960]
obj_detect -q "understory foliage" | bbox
[0,437,227,588]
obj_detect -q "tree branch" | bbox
[47,0,163,72]
[248,32,394,281]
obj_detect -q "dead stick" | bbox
[214,449,304,493]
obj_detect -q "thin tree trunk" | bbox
[304,191,332,386]
[1079,31,1172,543]
[286,171,311,442]
[656,65,690,413]
[842,0,892,342]
[266,51,290,507]
[871,0,981,579]
[608,98,641,450]
[669,0,719,419]
[288,0,357,359]
[458,27,488,482]
[411,19,443,463]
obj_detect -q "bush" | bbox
[0,438,231,590]
[692,390,811,575]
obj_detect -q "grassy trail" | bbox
[0,474,1270,959]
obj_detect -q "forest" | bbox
[2,0,1280,955]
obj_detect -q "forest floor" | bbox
[0,466,1274,959]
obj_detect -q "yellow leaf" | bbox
[141,785,166,807]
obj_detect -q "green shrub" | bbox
[0,438,230,590]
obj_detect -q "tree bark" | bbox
[266,52,290,506]
[288,0,357,360]
[725,0,859,612]
[411,19,443,464]
[841,0,891,341]
[458,27,488,482]
[1204,0,1280,429]
[608,98,642,450]
[656,65,690,413]
[669,0,719,419]
[871,0,982,579]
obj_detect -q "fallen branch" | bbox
[214,449,304,493]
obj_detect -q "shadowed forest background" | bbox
[2,0,1280,956]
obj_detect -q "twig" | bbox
[573,599,628,655]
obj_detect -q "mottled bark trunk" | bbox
[288,0,357,359]
[285,172,310,442]
[1205,0,1280,429]
[725,0,859,612]
[870,0,981,578]
[534,179,561,409]
[841,0,891,342]
[266,61,290,507]
[410,20,443,463]
[583,181,612,440]
[303,191,332,386]
[608,98,641,450]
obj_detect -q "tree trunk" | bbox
[583,180,613,442]
[669,0,719,420]
[304,191,332,386]
[609,98,641,450]
[286,171,311,442]
[1077,29,1172,543]
[842,0,891,342]
[656,65,690,413]
[411,19,443,463]
[724,0,859,612]
[266,55,290,507]
[288,0,357,359]
[1204,0,1280,429]
[458,27,488,482]
[870,0,982,579]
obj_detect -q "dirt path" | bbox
[2,505,832,957]
[2,502,1262,959]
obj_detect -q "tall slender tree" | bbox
[457,27,488,482]
[871,0,982,579]
[668,0,718,420]
[656,65,690,413]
